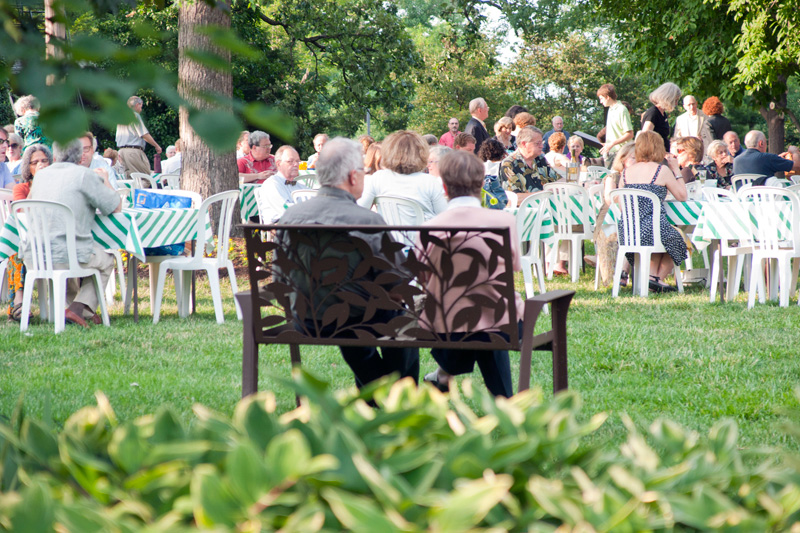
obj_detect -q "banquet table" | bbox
[239,184,259,223]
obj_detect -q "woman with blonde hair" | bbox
[364,142,382,174]
[608,131,687,292]
[641,82,682,151]
[492,117,516,151]
[357,130,447,220]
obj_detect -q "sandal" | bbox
[619,271,629,287]
[649,275,677,293]
[9,303,26,322]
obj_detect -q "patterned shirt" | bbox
[15,111,50,150]
[704,161,734,188]
[499,151,559,193]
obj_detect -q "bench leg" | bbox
[551,295,570,394]
[237,292,258,398]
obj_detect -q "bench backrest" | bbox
[244,224,521,350]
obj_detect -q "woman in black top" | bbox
[641,82,682,151]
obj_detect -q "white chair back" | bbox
[291,189,317,203]
[11,200,80,272]
[787,184,800,194]
[543,182,594,234]
[516,190,551,254]
[297,172,319,189]
[702,187,737,203]
[739,187,800,254]
[160,173,181,190]
[0,189,13,224]
[731,173,763,191]
[191,190,239,268]
[131,172,158,189]
[609,188,663,250]
[116,179,136,191]
[374,195,425,226]
[791,175,800,186]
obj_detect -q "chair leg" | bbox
[673,263,684,293]
[521,257,535,299]
[92,272,110,327]
[570,239,580,283]
[709,251,720,303]
[534,257,549,315]
[124,257,136,315]
[612,250,624,298]
[37,279,49,322]
[227,261,242,320]
[179,271,192,317]
[105,266,116,307]
[152,263,170,324]
[748,257,760,309]
[53,275,67,334]
[779,257,791,307]
[20,273,36,332]
[207,268,224,324]
[769,259,779,302]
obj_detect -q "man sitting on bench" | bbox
[277,137,420,389]
[421,150,525,397]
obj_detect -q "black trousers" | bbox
[430,322,523,398]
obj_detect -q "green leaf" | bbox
[226,441,268,505]
[10,481,54,532]
[432,472,514,532]
[38,105,90,145]
[187,109,242,152]
[265,429,310,484]
[321,487,404,533]
[20,418,59,465]
[108,423,148,474]
[191,464,241,528]
[241,102,296,142]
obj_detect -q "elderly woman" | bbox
[421,149,523,397]
[236,131,250,158]
[358,131,447,220]
[641,82,682,152]
[6,144,52,321]
[364,142,382,174]
[13,95,50,150]
[705,140,734,188]
[492,117,516,151]
[427,144,449,178]
[5,133,23,175]
[702,97,732,140]
[544,132,570,172]
[609,131,687,292]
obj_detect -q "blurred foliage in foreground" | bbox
[3,370,800,531]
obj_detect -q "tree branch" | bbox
[785,107,800,135]
[256,11,372,50]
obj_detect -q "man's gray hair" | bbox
[552,115,563,124]
[127,96,143,109]
[469,97,487,114]
[248,130,270,149]
[274,145,298,161]
[744,130,766,149]
[53,139,83,164]
[516,126,543,144]
[422,134,437,146]
[20,144,52,182]
[13,95,39,116]
[316,137,362,187]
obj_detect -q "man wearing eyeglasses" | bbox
[257,145,304,222]
[0,130,14,188]
[499,126,558,200]
[237,130,277,184]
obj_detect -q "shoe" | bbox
[88,312,103,325]
[423,371,449,393]
[619,271,628,287]
[648,276,677,294]
[584,255,597,267]
[64,308,89,328]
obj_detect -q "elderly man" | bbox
[79,131,119,188]
[733,130,800,178]
[161,138,182,174]
[464,97,490,154]
[500,126,558,199]
[724,131,744,158]
[26,140,121,328]
[454,132,476,153]
[438,118,461,149]
[673,95,714,154]
[115,95,161,178]
[165,145,177,159]
[237,130,277,184]
[257,145,304,223]
[278,137,419,389]
[542,116,571,155]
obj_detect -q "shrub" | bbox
[1,372,800,531]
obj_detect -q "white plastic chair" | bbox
[504,190,518,209]
[297,172,319,189]
[11,200,110,333]
[609,189,684,297]
[373,195,425,248]
[159,173,181,190]
[731,173,763,191]
[515,191,551,302]
[788,184,800,194]
[543,182,594,282]
[291,189,317,203]
[131,172,158,189]
[740,187,800,308]
[790,175,800,186]
[116,179,136,191]
[152,190,242,324]
[702,187,752,302]
[124,188,203,315]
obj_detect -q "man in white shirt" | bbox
[79,131,119,189]
[161,139,182,174]
[673,95,714,156]
[257,145,304,223]
[115,95,161,178]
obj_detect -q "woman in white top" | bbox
[543,131,570,174]
[358,130,447,221]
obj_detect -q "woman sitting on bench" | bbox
[421,150,525,397]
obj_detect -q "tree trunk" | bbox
[758,88,787,154]
[178,0,239,228]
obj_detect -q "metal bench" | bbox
[237,223,575,397]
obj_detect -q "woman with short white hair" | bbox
[13,95,50,150]
[641,82,682,151]
[705,140,734,188]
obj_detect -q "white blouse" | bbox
[357,169,447,221]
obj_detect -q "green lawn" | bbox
[2,260,800,452]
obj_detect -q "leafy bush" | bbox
[2,372,800,531]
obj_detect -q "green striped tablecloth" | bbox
[690,200,793,250]
[0,208,210,262]
[239,184,259,223]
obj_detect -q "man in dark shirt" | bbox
[733,130,800,178]
[278,137,419,388]
[464,97,490,154]
[542,116,571,155]
[724,131,744,158]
